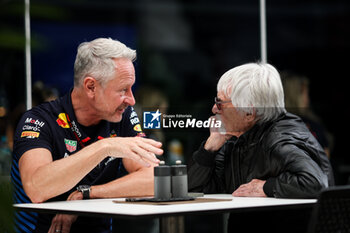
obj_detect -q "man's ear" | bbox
[84,77,97,98]
[245,110,256,123]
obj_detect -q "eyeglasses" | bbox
[214,97,231,110]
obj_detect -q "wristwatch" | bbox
[76,185,91,199]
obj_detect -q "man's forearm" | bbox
[21,137,162,203]
[90,166,154,198]
[20,143,108,203]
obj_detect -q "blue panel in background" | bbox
[31,22,136,95]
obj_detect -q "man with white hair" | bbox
[12,38,163,233]
[188,63,333,232]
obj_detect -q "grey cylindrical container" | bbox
[154,162,171,200]
[171,160,188,198]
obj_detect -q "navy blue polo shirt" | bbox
[11,90,145,233]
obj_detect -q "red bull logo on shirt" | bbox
[56,113,70,128]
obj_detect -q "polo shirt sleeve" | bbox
[13,110,53,161]
[119,106,145,137]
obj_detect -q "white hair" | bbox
[217,63,286,123]
[74,38,136,87]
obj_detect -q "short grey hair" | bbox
[217,63,286,123]
[74,38,136,87]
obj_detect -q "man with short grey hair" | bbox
[188,62,333,232]
[12,38,163,233]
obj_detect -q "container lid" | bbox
[154,163,171,176]
[171,164,187,176]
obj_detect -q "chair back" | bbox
[308,185,350,233]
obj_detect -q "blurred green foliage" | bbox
[0,178,14,233]
[0,1,70,50]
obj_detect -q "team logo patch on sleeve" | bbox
[110,130,117,137]
[56,113,70,128]
[129,109,140,125]
[64,138,77,152]
[133,124,142,132]
[21,131,40,138]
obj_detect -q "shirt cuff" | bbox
[192,141,218,167]
[263,177,276,197]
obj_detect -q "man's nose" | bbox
[212,103,219,114]
[125,91,136,106]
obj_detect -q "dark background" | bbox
[1,0,350,184]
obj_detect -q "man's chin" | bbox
[107,114,123,123]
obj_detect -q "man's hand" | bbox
[204,115,231,152]
[48,191,82,233]
[48,214,77,233]
[104,137,163,167]
[232,179,267,197]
